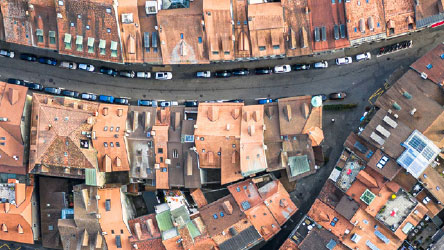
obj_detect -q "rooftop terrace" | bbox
[375,189,417,232]
[336,154,366,191]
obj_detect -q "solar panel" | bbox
[366,240,381,250]
[408,135,427,153]
[314,27,320,42]
[144,32,150,48]
[340,24,346,38]
[374,230,390,244]
[152,31,158,48]
[321,26,327,41]
[334,25,339,40]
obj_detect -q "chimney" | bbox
[261,226,270,235]
[117,109,123,117]
[8,88,18,105]
[265,106,273,119]
[410,108,417,116]
[252,110,259,122]
[208,106,219,121]
[4,203,10,213]
[2,224,7,232]
[226,123,231,131]
[102,107,109,116]
[244,111,250,122]
[279,198,289,208]
[305,6,309,14]
[232,108,240,119]
[95,232,103,249]
[82,229,89,247]
[81,188,89,209]
[116,156,122,168]
[284,104,292,121]
[132,111,139,132]
[72,102,78,109]
[146,219,157,236]
[302,103,309,119]
[222,200,233,215]
[248,125,255,136]
[17,224,23,234]
[144,111,151,131]
[134,222,142,240]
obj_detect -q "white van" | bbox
[136,72,151,78]
[356,52,371,61]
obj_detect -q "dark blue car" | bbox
[137,100,152,106]
[38,57,57,66]
[99,95,114,103]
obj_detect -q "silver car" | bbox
[60,61,78,69]
[78,63,95,72]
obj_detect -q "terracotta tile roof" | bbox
[318,179,345,208]
[299,227,348,250]
[28,0,58,50]
[244,203,280,241]
[308,0,350,51]
[136,0,163,64]
[416,189,444,217]
[411,43,444,86]
[367,149,402,181]
[383,0,415,36]
[0,179,34,244]
[334,195,360,221]
[279,238,300,250]
[29,94,99,178]
[92,104,129,172]
[232,0,252,59]
[258,180,298,225]
[190,189,208,208]
[203,0,234,61]
[307,199,354,239]
[97,187,132,250]
[282,0,313,57]
[0,0,32,46]
[419,167,444,205]
[344,0,387,44]
[278,96,321,136]
[153,124,169,189]
[247,2,286,58]
[228,179,262,211]
[198,194,246,237]
[162,235,183,250]
[118,0,143,63]
[156,0,209,64]
[128,214,166,250]
[0,82,27,175]
[55,0,123,63]
[342,208,403,250]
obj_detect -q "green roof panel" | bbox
[288,155,310,177]
[156,210,174,232]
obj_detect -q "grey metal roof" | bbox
[219,226,262,250]
[416,13,444,29]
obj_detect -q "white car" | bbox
[136,72,151,78]
[313,61,328,69]
[356,52,371,61]
[273,65,291,73]
[78,63,95,72]
[60,61,77,69]
[336,57,353,65]
[155,72,172,80]
[0,49,14,58]
[196,71,211,78]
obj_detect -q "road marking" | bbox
[0,244,21,250]
[368,87,385,104]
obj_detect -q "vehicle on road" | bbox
[196,71,211,78]
[100,67,118,77]
[114,97,129,105]
[0,49,14,58]
[184,101,198,107]
[136,72,151,78]
[225,99,243,103]
[20,53,37,62]
[61,89,80,98]
[313,94,327,102]
[214,70,232,78]
[80,93,97,101]
[99,95,114,103]
[273,65,291,73]
[119,70,135,78]
[232,69,249,76]
[60,61,78,69]
[292,64,310,71]
[255,67,273,75]
[159,101,178,107]
[356,52,371,61]
[329,92,347,100]
[313,61,328,69]
[24,82,44,91]
[336,57,352,65]
[256,98,273,104]
[78,63,95,72]
[137,100,153,106]
[38,57,57,66]
[7,78,27,86]
[155,72,172,80]
[43,87,62,95]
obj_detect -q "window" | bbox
[116,127,120,132]
[158,148,163,154]
[48,225,54,231]
[99,40,106,55]
[110,142,114,147]
[173,149,179,158]
[161,167,167,172]
[389,28,395,35]
[259,46,266,51]
[273,45,280,50]
[120,229,124,234]
[160,157,163,163]
[354,27,358,32]
[224,51,230,55]
[88,37,95,53]
[332,0,335,3]
[36,29,44,43]
[64,33,72,50]
[212,51,219,55]
[198,37,202,43]
[408,23,413,30]
[427,64,433,69]
[0,137,5,140]
[110,126,114,132]
[180,33,184,39]
[111,230,115,234]
[76,35,83,52]
[104,142,108,147]
[104,126,108,131]
[111,41,118,57]
[116,142,120,147]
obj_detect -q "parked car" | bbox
[329,92,347,100]
[196,71,211,78]
[155,72,172,80]
[292,64,310,71]
[255,67,273,75]
[119,70,135,78]
[99,95,114,103]
[184,101,198,107]
[19,53,37,62]
[257,98,273,104]
[336,57,352,65]
[151,100,158,107]
[80,93,97,101]
[24,82,44,91]
[137,100,153,106]
[313,94,327,102]
[273,65,291,73]
[78,63,95,72]
[313,61,328,69]
[356,52,371,62]
[232,68,249,76]
[0,49,14,58]
[159,101,171,107]
[100,67,118,77]
[61,89,80,98]
[225,99,243,103]
[7,78,26,86]
[60,61,78,69]
[136,72,151,79]
[114,97,129,105]
[43,87,62,95]
[214,70,232,78]
[38,57,57,66]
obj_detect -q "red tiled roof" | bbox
[344,0,386,43]
[244,203,280,241]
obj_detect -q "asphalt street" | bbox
[0,27,443,249]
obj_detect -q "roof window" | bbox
[440,53,444,59]
[36,29,44,43]
[106,8,112,14]
[99,40,106,55]
[49,31,56,44]
[76,35,83,52]
[64,33,72,50]
[58,0,63,6]
[427,64,433,69]
[88,37,95,53]
[111,41,118,57]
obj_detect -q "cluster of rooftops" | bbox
[0,0,444,64]
[278,43,444,250]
